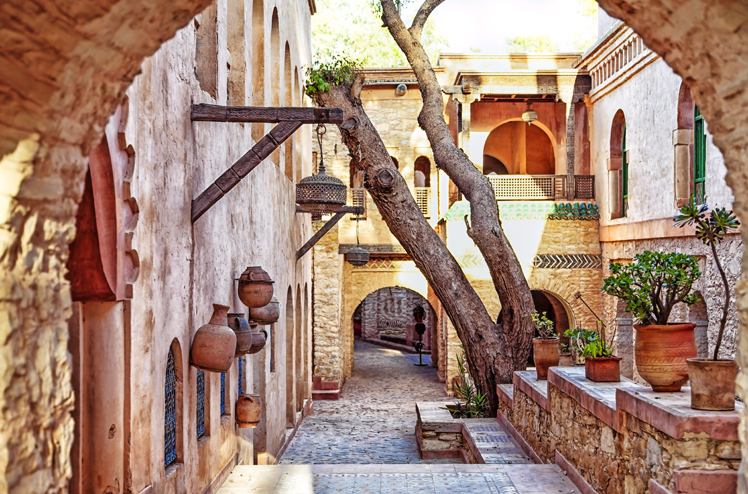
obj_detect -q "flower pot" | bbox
[238,267,275,308]
[249,296,280,323]
[634,323,697,392]
[687,358,738,411]
[559,354,573,367]
[236,394,262,428]
[533,338,559,380]
[191,304,237,372]
[585,356,622,382]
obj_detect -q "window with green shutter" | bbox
[694,105,706,204]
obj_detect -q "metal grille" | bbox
[220,372,226,415]
[238,357,244,396]
[164,348,177,468]
[574,176,595,199]
[196,370,205,438]
[296,176,347,213]
[415,187,431,217]
[349,188,367,219]
[488,175,566,200]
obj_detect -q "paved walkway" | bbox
[281,339,449,464]
[218,340,581,493]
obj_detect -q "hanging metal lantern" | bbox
[521,102,538,125]
[345,215,370,266]
[345,245,370,267]
[296,125,347,213]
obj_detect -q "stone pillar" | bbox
[456,94,480,164]
[673,129,693,207]
[559,90,577,199]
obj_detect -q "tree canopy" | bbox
[505,35,559,53]
[312,0,446,67]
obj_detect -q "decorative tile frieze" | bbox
[532,254,603,269]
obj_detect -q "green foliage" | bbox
[675,196,740,245]
[573,0,598,52]
[564,328,612,359]
[312,0,446,67]
[368,0,413,17]
[305,56,362,95]
[445,352,487,419]
[531,311,556,339]
[602,251,701,326]
[675,196,740,359]
[505,35,559,53]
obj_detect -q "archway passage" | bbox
[354,286,436,353]
[483,121,555,175]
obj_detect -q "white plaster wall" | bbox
[123,0,313,491]
[591,58,733,227]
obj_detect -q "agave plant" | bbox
[675,196,740,360]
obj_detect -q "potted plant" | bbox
[565,327,622,382]
[602,251,700,391]
[559,343,574,367]
[531,311,559,380]
[675,197,740,410]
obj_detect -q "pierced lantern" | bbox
[296,125,347,213]
[345,245,370,267]
[522,102,538,125]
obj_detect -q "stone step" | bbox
[217,464,582,493]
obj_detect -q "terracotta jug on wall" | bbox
[236,394,262,428]
[190,304,236,372]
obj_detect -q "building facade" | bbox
[65,0,317,492]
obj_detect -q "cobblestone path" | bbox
[281,339,449,464]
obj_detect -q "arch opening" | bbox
[483,121,555,175]
[528,290,574,366]
[285,286,295,427]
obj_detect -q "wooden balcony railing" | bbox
[349,188,367,219]
[415,187,431,218]
[486,175,596,200]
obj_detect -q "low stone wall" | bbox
[414,402,470,462]
[498,367,741,493]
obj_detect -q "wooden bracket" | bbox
[294,206,364,261]
[190,105,345,223]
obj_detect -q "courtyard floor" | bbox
[218,340,581,494]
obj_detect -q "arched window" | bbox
[694,106,706,204]
[675,83,696,206]
[220,372,227,415]
[414,156,431,187]
[196,369,206,438]
[270,9,281,166]
[609,110,627,219]
[391,156,399,170]
[165,347,178,467]
[251,0,265,142]
[238,356,245,395]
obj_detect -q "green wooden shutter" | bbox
[622,125,628,217]
[694,106,706,204]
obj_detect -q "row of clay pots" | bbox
[533,324,738,411]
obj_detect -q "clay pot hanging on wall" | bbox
[190,304,237,372]
[228,313,267,356]
[238,267,275,308]
[634,324,697,392]
[236,394,262,428]
[533,338,560,380]
[249,296,280,324]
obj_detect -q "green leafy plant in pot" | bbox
[531,311,559,381]
[602,251,701,391]
[675,197,740,410]
[565,326,621,382]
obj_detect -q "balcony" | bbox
[349,188,367,220]
[415,187,431,218]
[487,175,595,201]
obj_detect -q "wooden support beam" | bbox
[295,206,364,214]
[191,120,303,222]
[295,211,347,261]
[191,104,344,124]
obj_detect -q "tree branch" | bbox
[409,0,445,41]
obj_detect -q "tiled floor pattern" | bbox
[218,464,581,494]
[281,340,451,464]
[220,340,581,493]
[462,419,533,464]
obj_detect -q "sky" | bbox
[403,0,597,53]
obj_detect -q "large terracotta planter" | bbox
[585,356,622,382]
[190,304,237,372]
[533,338,559,380]
[687,358,738,411]
[635,323,697,392]
[236,394,262,428]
